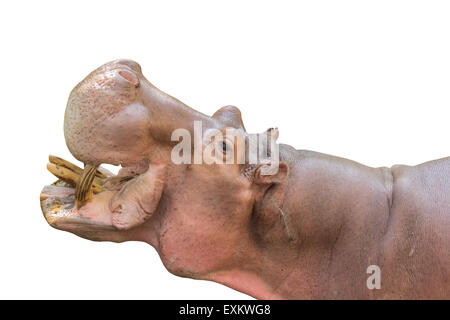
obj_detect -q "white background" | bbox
[0,1,448,299]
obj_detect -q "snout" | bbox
[64,58,149,166]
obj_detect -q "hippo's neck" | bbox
[210,145,393,299]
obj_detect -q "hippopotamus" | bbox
[40,59,450,299]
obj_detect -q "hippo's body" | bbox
[40,59,450,299]
[266,146,449,299]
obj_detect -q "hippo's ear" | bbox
[212,105,246,131]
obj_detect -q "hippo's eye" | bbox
[216,138,234,161]
[221,139,234,155]
[222,141,228,154]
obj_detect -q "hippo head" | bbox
[40,60,290,292]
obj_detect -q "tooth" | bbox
[96,166,113,179]
[49,155,107,179]
[46,163,103,194]
[75,164,99,208]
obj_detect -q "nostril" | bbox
[118,70,139,87]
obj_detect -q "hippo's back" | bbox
[380,157,450,298]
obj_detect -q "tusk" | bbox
[49,155,108,179]
[75,164,99,209]
[46,163,103,194]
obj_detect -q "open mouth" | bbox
[40,155,119,231]
[41,154,166,234]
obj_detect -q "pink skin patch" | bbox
[118,70,139,87]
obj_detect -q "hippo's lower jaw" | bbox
[40,155,166,240]
[41,185,112,227]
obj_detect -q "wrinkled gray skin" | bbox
[41,60,450,299]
